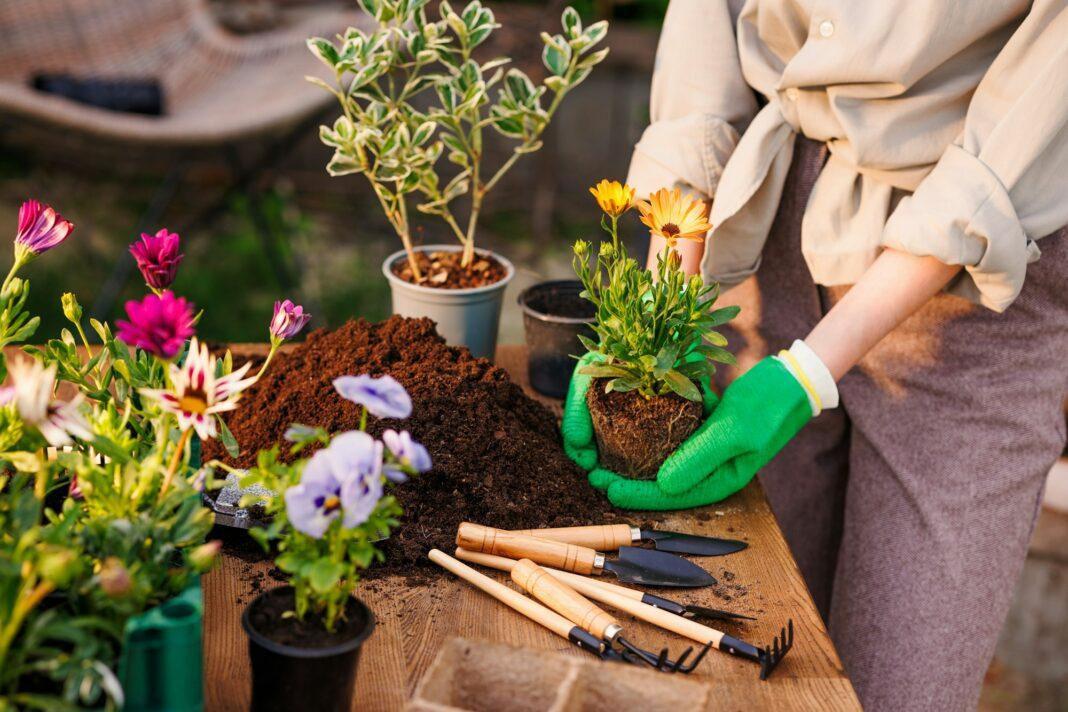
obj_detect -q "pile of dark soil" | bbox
[205,316,622,580]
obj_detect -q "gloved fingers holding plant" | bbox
[563,181,838,511]
[562,182,740,499]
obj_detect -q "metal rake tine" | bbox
[758,620,795,680]
[671,645,695,671]
[674,640,714,674]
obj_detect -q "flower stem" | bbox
[1,252,27,294]
[359,406,368,432]
[160,428,193,497]
[255,343,279,381]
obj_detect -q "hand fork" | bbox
[509,558,710,674]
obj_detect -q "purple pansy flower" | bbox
[129,228,184,291]
[333,374,411,419]
[269,299,312,341]
[15,199,74,257]
[284,430,383,538]
[382,429,431,483]
[116,292,196,360]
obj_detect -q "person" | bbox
[560,1,1068,709]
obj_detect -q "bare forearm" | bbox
[805,249,961,381]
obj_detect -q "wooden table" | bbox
[203,346,860,711]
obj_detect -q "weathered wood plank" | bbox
[201,344,859,711]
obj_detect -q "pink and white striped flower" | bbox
[141,338,257,440]
[9,358,92,447]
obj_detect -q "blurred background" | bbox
[0,1,1063,709]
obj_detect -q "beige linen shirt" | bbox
[627,0,1068,311]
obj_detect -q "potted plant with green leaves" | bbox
[570,185,739,479]
[308,0,609,358]
[232,374,429,712]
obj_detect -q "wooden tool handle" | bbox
[511,524,635,551]
[569,578,726,648]
[427,549,574,640]
[456,523,598,575]
[511,559,618,640]
[453,548,725,649]
[454,548,644,603]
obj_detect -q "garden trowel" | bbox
[456,523,715,588]
[513,523,747,557]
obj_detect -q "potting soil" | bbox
[204,316,622,580]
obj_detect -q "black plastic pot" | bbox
[518,280,596,398]
[242,586,375,712]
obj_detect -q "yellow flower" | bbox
[589,179,636,218]
[637,188,711,248]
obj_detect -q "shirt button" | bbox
[785,87,800,101]
[818,19,835,37]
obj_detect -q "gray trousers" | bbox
[717,138,1068,711]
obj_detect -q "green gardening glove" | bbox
[561,351,720,486]
[591,357,812,510]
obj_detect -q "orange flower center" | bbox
[178,390,209,415]
[323,495,341,513]
[661,223,680,237]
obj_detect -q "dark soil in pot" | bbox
[243,586,373,712]
[205,316,623,583]
[586,379,704,480]
[392,249,508,288]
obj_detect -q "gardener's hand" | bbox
[561,351,720,482]
[588,356,813,510]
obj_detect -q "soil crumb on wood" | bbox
[205,316,622,581]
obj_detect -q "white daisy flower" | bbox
[141,338,257,440]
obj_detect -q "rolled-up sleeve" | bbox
[881,1,1068,312]
[626,0,758,199]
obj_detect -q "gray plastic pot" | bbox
[382,244,515,360]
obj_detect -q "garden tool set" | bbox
[434,522,795,679]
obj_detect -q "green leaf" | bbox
[579,363,630,379]
[698,305,741,328]
[698,344,737,365]
[307,38,340,69]
[541,36,571,76]
[663,369,702,401]
[561,7,582,38]
[583,20,608,47]
[308,559,346,593]
[276,552,302,573]
[218,418,241,458]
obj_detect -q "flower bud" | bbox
[61,292,82,324]
[98,557,132,597]
[188,540,221,573]
[38,546,78,588]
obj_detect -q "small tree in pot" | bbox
[572,184,738,480]
[307,1,608,357]
[234,374,430,712]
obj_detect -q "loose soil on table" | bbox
[205,316,622,582]
[587,381,703,480]
[392,250,507,289]
[246,586,370,649]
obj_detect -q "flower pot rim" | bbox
[241,585,376,659]
[517,279,596,326]
[381,244,515,296]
